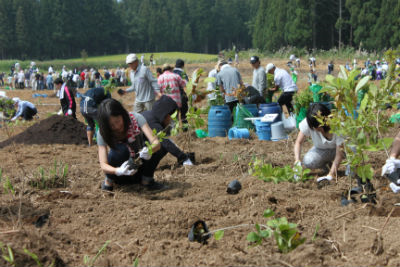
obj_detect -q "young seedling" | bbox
[83,240,111,267]
[0,242,15,267]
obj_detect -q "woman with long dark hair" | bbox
[97,98,167,191]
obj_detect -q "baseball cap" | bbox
[266,63,275,72]
[126,53,138,64]
[12,97,20,103]
[250,56,259,64]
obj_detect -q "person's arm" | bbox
[294,131,306,163]
[125,71,135,93]
[64,87,73,110]
[141,122,161,153]
[390,131,400,158]
[11,103,23,121]
[260,71,267,93]
[146,68,161,98]
[98,145,119,175]
[328,144,344,177]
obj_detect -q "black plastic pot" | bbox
[341,194,357,206]
[188,152,195,164]
[188,220,210,244]
[360,193,377,204]
[227,180,242,194]
[386,169,400,185]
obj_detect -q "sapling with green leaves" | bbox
[319,50,400,193]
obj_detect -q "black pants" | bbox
[22,107,37,120]
[226,100,239,114]
[278,92,295,114]
[106,143,167,184]
[180,90,188,123]
[162,139,188,163]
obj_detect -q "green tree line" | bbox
[0,0,398,60]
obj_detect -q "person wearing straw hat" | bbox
[118,53,161,113]
[11,97,37,121]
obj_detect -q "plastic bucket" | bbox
[243,104,258,117]
[228,127,250,140]
[255,120,272,141]
[258,103,282,122]
[271,121,288,141]
[208,105,232,137]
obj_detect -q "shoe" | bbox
[101,180,113,191]
[183,159,193,166]
[145,181,168,191]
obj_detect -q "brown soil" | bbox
[1,59,400,266]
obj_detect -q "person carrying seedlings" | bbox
[173,59,189,124]
[11,97,37,121]
[80,87,112,146]
[216,61,243,113]
[381,131,400,193]
[97,98,167,191]
[294,103,345,183]
[158,64,186,114]
[118,53,161,113]
[54,77,76,118]
[250,56,266,97]
[141,95,194,166]
[266,63,298,114]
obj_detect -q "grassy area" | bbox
[0,52,218,73]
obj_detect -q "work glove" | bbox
[381,157,400,176]
[115,160,137,176]
[389,182,400,194]
[139,147,151,160]
[293,161,301,181]
[66,109,72,116]
[317,175,333,183]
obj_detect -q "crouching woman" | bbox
[97,98,167,191]
[294,103,345,182]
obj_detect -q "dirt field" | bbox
[1,59,400,267]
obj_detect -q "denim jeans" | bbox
[106,143,167,184]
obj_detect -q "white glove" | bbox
[57,109,63,115]
[67,109,72,115]
[293,161,302,181]
[139,147,151,160]
[115,161,136,176]
[390,182,400,193]
[317,175,333,183]
[381,157,400,176]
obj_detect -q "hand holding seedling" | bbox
[115,161,136,176]
[139,147,151,160]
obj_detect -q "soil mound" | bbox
[0,115,87,148]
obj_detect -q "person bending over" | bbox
[141,95,194,166]
[294,103,344,182]
[11,97,37,121]
[80,87,111,146]
[54,77,76,118]
[97,98,167,192]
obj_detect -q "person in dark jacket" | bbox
[141,95,194,165]
[173,59,189,124]
[80,87,111,146]
[55,77,76,118]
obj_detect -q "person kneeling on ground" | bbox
[11,97,37,121]
[141,95,194,166]
[294,103,344,182]
[97,98,167,191]
[80,87,111,146]
[381,130,400,193]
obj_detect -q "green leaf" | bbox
[214,230,224,241]
[247,232,260,243]
[355,76,370,92]
[203,77,216,83]
[263,209,274,218]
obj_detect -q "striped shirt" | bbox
[157,71,185,107]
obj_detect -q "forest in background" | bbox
[0,0,398,60]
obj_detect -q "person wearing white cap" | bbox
[266,63,298,114]
[11,97,37,121]
[216,61,243,112]
[118,53,161,113]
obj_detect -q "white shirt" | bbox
[273,67,297,93]
[299,119,344,149]
[48,66,53,74]
[206,69,218,100]
[17,71,24,82]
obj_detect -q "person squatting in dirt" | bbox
[381,130,400,193]
[54,77,76,118]
[141,95,194,166]
[80,87,111,146]
[97,98,167,192]
[266,63,298,114]
[11,97,37,121]
[294,103,345,183]
[118,53,161,113]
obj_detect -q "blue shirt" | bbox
[216,64,242,103]
[12,101,36,120]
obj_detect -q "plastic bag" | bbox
[282,113,296,132]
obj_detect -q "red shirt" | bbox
[157,71,185,107]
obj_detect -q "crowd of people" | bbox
[3,52,400,194]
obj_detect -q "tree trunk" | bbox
[338,0,342,50]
